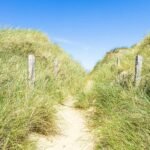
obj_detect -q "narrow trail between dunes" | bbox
[30,97,94,150]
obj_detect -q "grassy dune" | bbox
[76,35,150,149]
[1,29,149,150]
[0,29,85,149]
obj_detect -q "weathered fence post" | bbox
[28,54,35,87]
[134,55,143,87]
[116,56,120,67]
[54,58,59,76]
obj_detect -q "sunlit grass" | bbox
[76,35,150,149]
[0,29,85,149]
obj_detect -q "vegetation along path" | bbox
[30,97,94,150]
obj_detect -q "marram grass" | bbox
[0,29,85,149]
[76,35,150,149]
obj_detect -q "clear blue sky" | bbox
[0,0,150,70]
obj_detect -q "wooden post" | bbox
[116,57,120,67]
[54,58,59,76]
[28,54,35,87]
[134,55,143,87]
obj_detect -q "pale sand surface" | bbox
[30,98,94,150]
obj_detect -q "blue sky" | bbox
[0,0,150,70]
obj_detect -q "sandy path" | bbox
[30,98,94,150]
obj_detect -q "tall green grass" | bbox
[0,29,85,149]
[76,35,150,149]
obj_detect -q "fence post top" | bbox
[28,54,35,60]
[136,55,143,60]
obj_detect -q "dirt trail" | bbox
[30,98,94,150]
